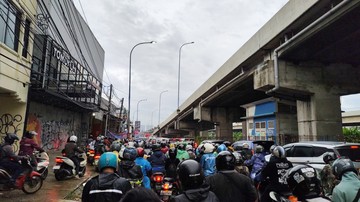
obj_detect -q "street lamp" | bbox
[136,99,147,121]
[177,42,194,112]
[158,90,168,126]
[127,41,156,135]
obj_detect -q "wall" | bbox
[26,102,88,150]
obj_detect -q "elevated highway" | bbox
[154,0,360,143]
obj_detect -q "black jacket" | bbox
[118,160,143,179]
[261,157,293,187]
[82,173,132,202]
[64,142,83,158]
[170,184,219,202]
[205,170,257,202]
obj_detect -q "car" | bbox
[199,139,225,146]
[265,141,360,172]
[232,140,275,154]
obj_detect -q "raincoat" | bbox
[176,149,190,161]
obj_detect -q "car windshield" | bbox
[335,145,360,162]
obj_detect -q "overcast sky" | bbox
[73,0,360,130]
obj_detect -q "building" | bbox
[0,0,37,148]
[25,0,104,149]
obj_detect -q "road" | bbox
[0,151,96,202]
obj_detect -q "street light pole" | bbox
[127,41,155,136]
[177,42,194,112]
[158,90,168,126]
[136,99,147,121]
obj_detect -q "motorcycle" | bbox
[93,152,101,172]
[53,153,87,181]
[86,148,95,165]
[0,159,43,194]
[151,172,178,202]
[269,191,331,202]
[34,151,49,180]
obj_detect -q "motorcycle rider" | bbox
[0,133,29,187]
[63,135,84,178]
[118,147,143,186]
[160,142,169,154]
[206,151,257,202]
[176,144,190,161]
[331,158,360,202]
[135,147,152,189]
[82,152,132,202]
[170,159,219,202]
[200,143,216,177]
[320,152,338,197]
[259,146,293,202]
[148,144,166,174]
[245,145,266,181]
[240,143,252,160]
[185,144,196,159]
[19,131,45,167]
[110,141,122,162]
[232,151,249,176]
[165,147,180,179]
[286,165,326,201]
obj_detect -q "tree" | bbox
[342,127,360,143]
[233,131,242,142]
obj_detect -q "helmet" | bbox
[185,144,193,151]
[196,144,204,155]
[255,145,264,153]
[110,142,121,152]
[177,144,185,150]
[242,143,250,149]
[270,145,276,154]
[332,158,358,180]
[25,131,37,139]
[273,146,286,159]
[122,147,137,161]
[169,147,177,159]
[128,141,135,148]
[202,143,215,154]
[216,144,227,153]
[152,144,161,151]
[4,133,19,144]
[69,135,77,143]
[286,165,321,200]
[177,159,204,190]
[223,141,231,147]
[137,147,145,157]
[323,152,336,164]
[216,151,235,171]
[98,152,118,172]
[232,151,244,165]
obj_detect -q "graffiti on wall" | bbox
[27,113,81,150]
[0,113,23,152]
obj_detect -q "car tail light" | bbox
[350,145,359,149]
[153,175,163,183]
[55,158,63,163]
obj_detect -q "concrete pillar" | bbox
[212,108,233,142]
[297,91,342,141]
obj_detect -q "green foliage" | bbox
[233,131,242,142]
[342,127,360,143]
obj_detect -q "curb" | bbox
[63,176,93,201]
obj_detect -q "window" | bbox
[0,0,21,51]
[313,147,327,157]
[268,120,274,129]
[293,146,313,157]
[22,18,30,57]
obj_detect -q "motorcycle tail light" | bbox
[162,182,172,190]
[288,195,298,202]
[94,155,101,159]
[89,150,95,154]
[55,158,63,163]
[153,175,163,182]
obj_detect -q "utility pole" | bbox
[118,98,124,133]
[104,84,113,136]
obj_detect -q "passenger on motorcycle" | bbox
[259,146,293,202]
[185,144,196,160]
[118,147,143,187]
[165,147,180,179]
[205,151,257,202]
[135,147,152,189]
[82,152,132,202]
[331,158,360,202]
[0,133,29,187]
[170,159,219,202]
[232,151,249,176]
[245,145,266,181]
[19,131,44,167]
[200,143,216,177]
[320,152,338,197]
[63,135,84,178]
[110,141,121,162]
[160,142,169,154]
[148,144,167,174]
[176,144,189,161]
[95,135,105,155]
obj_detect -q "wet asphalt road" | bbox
[0,151,96,202]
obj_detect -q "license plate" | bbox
[160,190,172,196]
[53,165,60,170]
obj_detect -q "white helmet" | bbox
[185,144,193,151]
[202,143,215,154]
[70,135,77,143]
[243,143,250,149]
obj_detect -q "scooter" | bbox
[34,151,49,180]
[269,191,331,202]
[151,172,178,202]
[53,153,87,181]
[0,159,43,194]
[86,149,95,165]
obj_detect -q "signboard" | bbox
[135,121,141,130]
